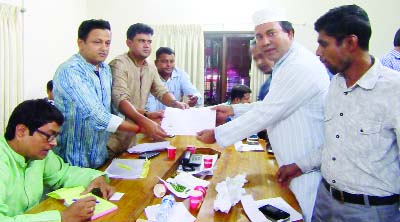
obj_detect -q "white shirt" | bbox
[301,59,400,196]
[215,42,330,167]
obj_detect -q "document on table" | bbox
[105,158,150,179]
[127,141,170,153]
[161,107,216,136]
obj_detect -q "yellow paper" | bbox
[140,159,151,178]
[48,186,118,220]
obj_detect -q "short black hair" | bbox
[279,21,294,36]
[47,80,53,91]
[126,23,154,40]
[230,84,252,101]
[156,47,175,60]
[5,99,64,140]
[78,19,111,41]
[394,28,400,47]
[314,4,371,50]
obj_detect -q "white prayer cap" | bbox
[252,7,289,27]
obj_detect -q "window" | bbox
[204,32,254,106]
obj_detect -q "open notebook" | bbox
[47,186,118,220]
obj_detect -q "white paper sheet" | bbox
[255,196,303,221]
[241,195,271,222]
[161,107,216,135]
[105,159,146,179]
[234,141,264,152]
[145,202,196,222]
[127,141,170,153]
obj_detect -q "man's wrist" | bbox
[170,100,178,107]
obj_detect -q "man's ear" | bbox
[343,35,359,52]
[15,124,28,139]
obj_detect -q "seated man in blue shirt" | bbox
[0,99,114,221]
[146,47,203,111]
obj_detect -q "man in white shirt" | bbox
[279,5,400,222]
[197,7,330,222]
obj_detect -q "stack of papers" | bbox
[127,141,170,153]
[47,186,118,220]
[105,158,150,179]
[161,107,216,135]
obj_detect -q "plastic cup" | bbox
[194,186,207,198]
[189,190,203,210]
[186,145,196,154]
[203,157,213,168]
[167,146,176,160]
[153,183,166,198]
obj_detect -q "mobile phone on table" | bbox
[258,204,290,222]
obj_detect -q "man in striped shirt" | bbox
[53,19,154,168]
[197,7,329,222]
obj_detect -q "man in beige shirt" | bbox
[107,23,188,155]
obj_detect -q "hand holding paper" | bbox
[161,107,216,136]
[61,195,97,222]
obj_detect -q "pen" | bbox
[72,198,100,204]
[117,163,132,171]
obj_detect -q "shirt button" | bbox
[344,92,348,95]
[336,135,340,138]
[360,129,364,133]
[340,113,343,116]
[332,157,336,161]
[332,180,336,183]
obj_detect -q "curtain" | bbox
[0,3,23,135]
[150,24,204,104]
[249,59,270,102]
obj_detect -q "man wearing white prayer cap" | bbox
[197,6,330,222]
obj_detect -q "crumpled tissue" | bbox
[213,173,247,213]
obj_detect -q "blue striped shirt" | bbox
[380,49,400,72]
[53,53,122,168]
[145,67,203,111]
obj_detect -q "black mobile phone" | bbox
[138,151,160,159]
[258,204,290,222]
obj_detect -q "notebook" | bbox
[47,186,118,220]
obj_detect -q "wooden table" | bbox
[28,136,301,221]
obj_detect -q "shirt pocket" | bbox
[353,120,382,157]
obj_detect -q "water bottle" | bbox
[156,194,175,222]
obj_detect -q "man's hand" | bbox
[140,117,167,141]
[197,129,216,144]
[173,101,189,109]
[147,110,164,124]
[212,105,234,126]
[61,196,96,222]
[187,95,198,107]
[276,163,303,188]
[81,176,115,200]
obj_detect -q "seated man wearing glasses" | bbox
[0,99,115,222]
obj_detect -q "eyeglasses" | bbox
[35,129,60,142]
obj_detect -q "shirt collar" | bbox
[390,49,400,59]
[337,56,380,91]
[76,53,106,70]
[160,68,178,82]
[272,41,296,70]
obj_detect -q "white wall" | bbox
[23,0,87,99]
[21,0,400,99]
